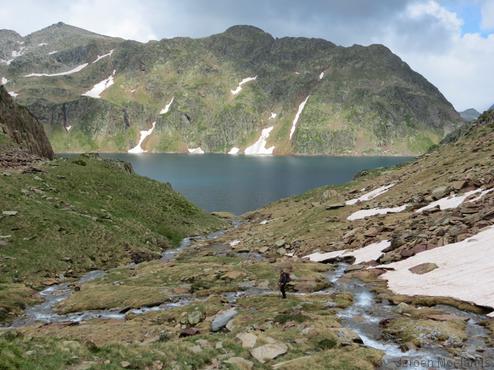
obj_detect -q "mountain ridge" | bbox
[1,23,463,155]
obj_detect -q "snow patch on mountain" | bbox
[289,96,310,140]
[128,121,157,154]
[415,189,484,213]
[11,47,25,59]
[270,112,277,119]
[38,43,48,47]
[82,70,116,99]
[319,72,325,80]
[48,51,58,55]
[245,126,275,155]
[25,63,89,78]
[379,226,494,314]
[160,97,174,114]
[346,184,395,205]
[304,240,391,264]
[231,76,257,95]
[1,77,8,85]
[228,147,240,155]
[188,147,205,154]
[305,249,346,262]
[347,205,408,221]
[348,240,391,264]
[8,91,18,98]
[92,50,114,63]
[468,188,494,203]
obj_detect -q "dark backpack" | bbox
[279,272,290,284]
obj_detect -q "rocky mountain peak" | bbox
[224,25,272,37]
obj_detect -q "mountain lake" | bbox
[74,154,414,214]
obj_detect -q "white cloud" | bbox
[407,0,462,32]
[481,0,494,30]
[65,0,157,42]
[379,1,494,111]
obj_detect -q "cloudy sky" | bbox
[1,0,493,111]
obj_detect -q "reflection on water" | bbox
[88,153,413,214]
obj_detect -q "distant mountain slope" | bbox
[1,24,463,155]
[459,108,480,122]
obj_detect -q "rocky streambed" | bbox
[7,228,494,369]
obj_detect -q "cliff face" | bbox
[0,85,54,159]
[1,24,463,155]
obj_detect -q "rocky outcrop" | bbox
[0,85,53,159]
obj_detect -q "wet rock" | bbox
[42,278,59,286]
[224,357,253,370]
[336,328,363,346]
[409,263,439,275]
[211,308,237,332]
[250,342,288,363]
[236,332,257,349]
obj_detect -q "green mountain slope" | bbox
[2,24,462,155]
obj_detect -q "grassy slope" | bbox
[0,155,224,286]
[0,154,224,323]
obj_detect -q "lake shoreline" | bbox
[56,151,419,159]
[59,153,414,215]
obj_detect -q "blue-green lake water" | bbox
[89,154,413,215]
